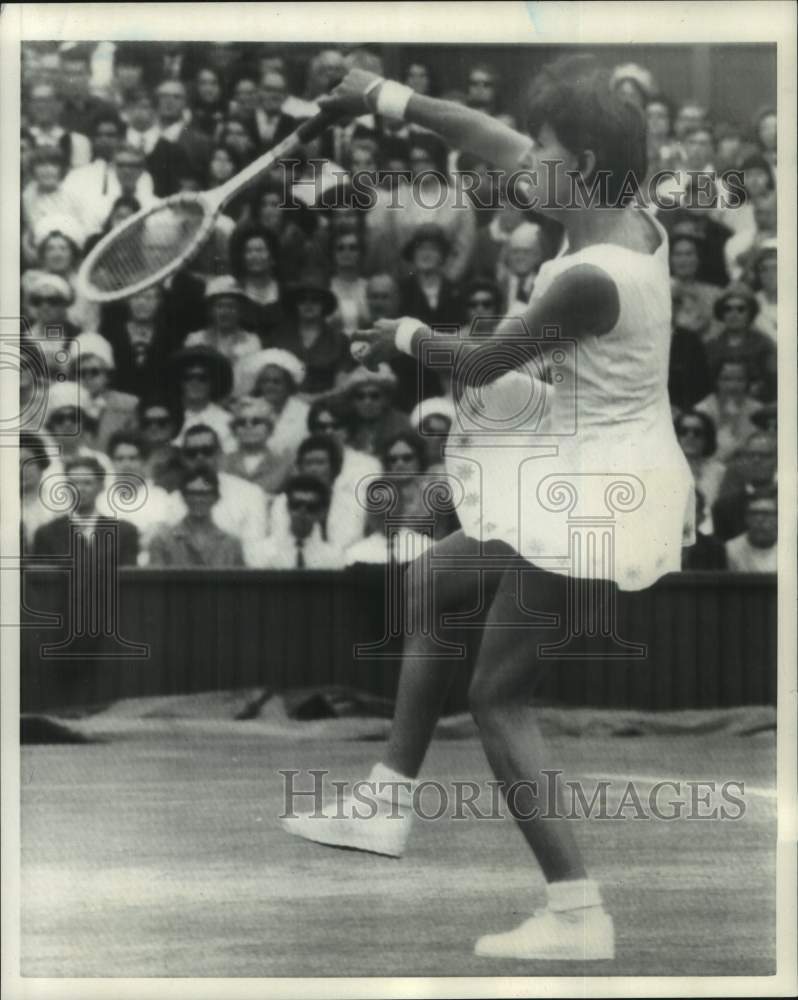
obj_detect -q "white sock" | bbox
[368,762,416,810]
[546,878,603,913]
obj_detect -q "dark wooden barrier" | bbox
[20,569,776,713]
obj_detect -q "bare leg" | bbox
[384,530,503,778]
[468,564,592,882]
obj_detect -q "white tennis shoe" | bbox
[281,796,413,858]
[474,905,615,961]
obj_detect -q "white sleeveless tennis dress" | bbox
[444,214,694,592]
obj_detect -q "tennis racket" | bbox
[77,110,337,303]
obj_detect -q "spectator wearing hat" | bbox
[137,397,184,493]
[41,380,114,480]
[236,348,310,461]
[409,396,456,472]
[21,149,84,263]
[365,134,476,283]
[184,276,262,392]
[497,222,546,316]
[749,242,777,344]
[669,233,721,341]
[62,113,155,236]
[150,467,245,568]
[274,273,353,396]
[696,359,764,464]
[610,62,656,111]
[168,345,236,454]
[20,433,58,552]
[246,472,344,570]
[228,222,286,340]
[32,453,139,566]
[96,431,172,564]
[25,81,92,170]
[680,488,728,571]
[21,273,80,376]
[163,424,268,546]
[68,331,138,454]
[725,491,777,573]
[674,409,726,510]
[342,364,409,457]
[705,285,776,400]
[222,396,294,498]
[712,431,776,542]
[398,224,466,331]
[30,214,97,330]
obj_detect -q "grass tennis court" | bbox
[21,725,775,977]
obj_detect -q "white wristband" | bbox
[395,316,423,356]
[374,80,413,121]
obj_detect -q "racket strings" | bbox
[85,200,208,294]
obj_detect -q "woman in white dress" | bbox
[283,56,694,962]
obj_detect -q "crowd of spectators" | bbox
[19,43,778,573]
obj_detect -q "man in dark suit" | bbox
[33,455,139,566]
[155,80,212,177]
[125,88,191,197]
[712,432,777,542]
[253,70,298,149]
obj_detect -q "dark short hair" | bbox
[284,473,330,508]
[137,397,179,426]
[380,430,428,472]
[744,486,777,513]
[64,454,105,478]
[183,424,220,449]
[673,409,718,458]
[91,110,124,136]
[645,94,675,121]
[307,396,349,433]
[107,431,143,458]
[297,433,343,479]
[407,132,449,176]
[228,222,280,281]
[30,146,67,172]
[524,54,647,206]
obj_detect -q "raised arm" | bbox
[351,264,620,385]
[318,68,532,173]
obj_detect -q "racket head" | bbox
[76,193,218,303]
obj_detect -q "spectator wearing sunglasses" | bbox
[704,285,776,403]
[245,474,343,569]
[168,345,236,455]
[162,424,268,546]
[696,359,764,464]
[149,468,244,568]
[68,331,138,455]
[184,276,262,393]
[340,365,409,458]
[222,396,294,498]
[137,397,184,493]
[674,409,726,510]
[41,379,114,480]
[21,272,80,376]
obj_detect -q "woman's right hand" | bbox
[317,68,383,117]
[350,318,400,369]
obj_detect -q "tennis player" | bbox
[282,55,694,961]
